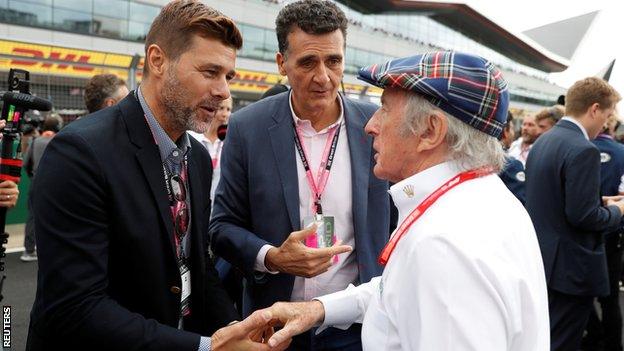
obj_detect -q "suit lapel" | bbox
[268,94,300,231]
[121,93,176,257]
[343,95,372,243]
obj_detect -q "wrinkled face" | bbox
[536,118,555,136]
[214,97,232,125]
[521,115,538,144]
[276,27,344,116]
[364,88,418,183]
[160,35,236,134]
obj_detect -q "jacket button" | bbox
[170,286,181,294]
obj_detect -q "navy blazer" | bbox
[210,91,390,315]
[525,119,621,297]
[499,156,526,205]
[593,134,624,197]
[27,93,237,350]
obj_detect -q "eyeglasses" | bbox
[169,174,189,239]
[170,174,186,202]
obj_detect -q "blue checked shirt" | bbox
[137,87,212,351]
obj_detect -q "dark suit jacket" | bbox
[525,119,621,297]
[26,93,238,350]
[593,134,624,238]
[499,156,526,205]
[209,91,390,315]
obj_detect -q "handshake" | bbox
[211,300,326,350]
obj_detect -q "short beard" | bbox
[161,69,214,135]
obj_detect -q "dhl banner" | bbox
[0,39,133,78]
[0,39,382,96]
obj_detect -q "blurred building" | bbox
[0,0,571,119]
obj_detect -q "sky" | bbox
[463,0,623,105]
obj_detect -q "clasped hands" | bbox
[210,300,326,351]
[211,225,351,350]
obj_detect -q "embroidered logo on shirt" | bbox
[403,184,414,198]
[600,152,612,163]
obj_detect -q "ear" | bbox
[146,44,167,79]
[104,98,116,108]
[414,112,448,153]
[276,52,287,76]
[589,102,601,117]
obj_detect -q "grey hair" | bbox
[401,92,505,172]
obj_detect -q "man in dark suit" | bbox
[210,1,390,350]
[525,77,624,351]
[583,113,624,351]
[500,111,526,205]
[26,1,288,350]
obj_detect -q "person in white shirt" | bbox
[262,51,550,351]
[189,96,232,202]
[508,114,538,165]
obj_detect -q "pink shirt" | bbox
[255,93,359,301]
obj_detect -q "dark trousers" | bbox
[582,233,623,351]
[23,183,36,253]
[549,289,595,351]
[287,324,362,351]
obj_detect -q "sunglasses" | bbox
[169,174,189,238]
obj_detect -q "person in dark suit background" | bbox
[500,111,526,205]
[583,112,624,351]
[209,1,390,350]
[525,77,624,351]
[26,1,289,350]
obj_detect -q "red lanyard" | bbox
[378,168,493,265]
[293,120,342,215]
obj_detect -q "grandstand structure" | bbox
[0,0,574,116]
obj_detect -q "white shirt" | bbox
[188,131,223,204]
[255,93,359,302]
[561,116,590,140]
[507,138,532,166]
[317,161,549,351]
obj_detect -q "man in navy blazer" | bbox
[583,113,624,350]
[210,1,390,350]
[525,77,624,351]
[26,2,287,350]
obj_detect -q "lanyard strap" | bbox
[293,120,342,214]
[378,168,493,265]
[162,155,189,259]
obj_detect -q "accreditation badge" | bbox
[179,262,191,316]
[302,214,336,249]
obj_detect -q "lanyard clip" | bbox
[315,201,323,215]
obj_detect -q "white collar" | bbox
[389,161,464,213]
[561,116,589,140]
[289,91,344,134]
[188,131,221,146]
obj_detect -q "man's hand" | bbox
[603,195,624,215]
[266,301,326,348]
[211,310,291,351]
[264,224,352,278]
[0,180,19,208]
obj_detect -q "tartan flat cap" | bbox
[358,51,509,139]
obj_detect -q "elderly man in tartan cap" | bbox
[261,51,549,350]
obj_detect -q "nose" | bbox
[365,110,381,137]
[312,63,331,86]
[212,76,231,101]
